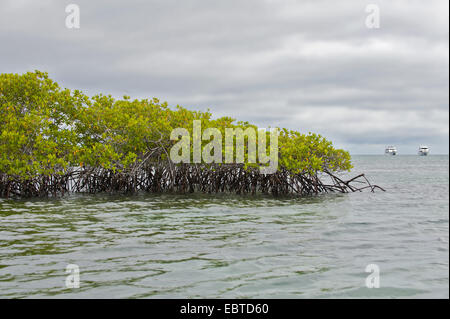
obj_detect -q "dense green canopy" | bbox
[0,70,352,182]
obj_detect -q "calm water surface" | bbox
[0,155,448,298]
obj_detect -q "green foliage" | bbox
[0,71,352,180]
[278,129,352,175]
[0,71,84,179]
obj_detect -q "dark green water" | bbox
[0,155,448,298]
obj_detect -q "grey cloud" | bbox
[0,0,448,154]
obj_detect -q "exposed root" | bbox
[0,163,384,198]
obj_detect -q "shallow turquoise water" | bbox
[0,155,448,298]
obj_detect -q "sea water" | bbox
[0,155,448,298]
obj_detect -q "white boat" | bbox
[385,146,397,155]
[418,145,429,156]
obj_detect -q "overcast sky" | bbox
[1,0,448,154]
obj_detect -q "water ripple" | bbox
[0,156,448,298]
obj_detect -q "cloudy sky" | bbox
[1,0,448,154]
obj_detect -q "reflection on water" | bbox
[0,156,448,298]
